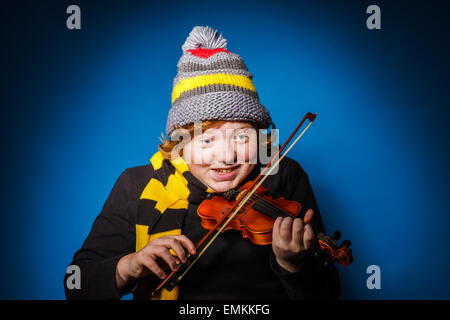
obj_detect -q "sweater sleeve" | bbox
[269,158,341,299]
[64,168,139,300]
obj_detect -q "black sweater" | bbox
[64,157,340,300]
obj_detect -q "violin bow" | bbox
[151,112,317,296]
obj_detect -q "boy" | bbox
[64,26,340,300]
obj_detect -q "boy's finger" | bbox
[303,209,314,224]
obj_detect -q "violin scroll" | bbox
[316,231,353,267]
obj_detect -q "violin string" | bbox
[175,118,315,283]
[249,193,296,219]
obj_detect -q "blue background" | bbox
[1,0,449,299]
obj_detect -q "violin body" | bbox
[197,181,302,245]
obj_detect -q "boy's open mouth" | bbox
[211,165,240,179]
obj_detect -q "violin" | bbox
[198,181,302,246]
[151,112,353,296]
[198,182,352,263]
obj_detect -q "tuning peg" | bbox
[331,231,341,240]
[341,240,351,248]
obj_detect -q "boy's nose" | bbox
[215,142,237,165]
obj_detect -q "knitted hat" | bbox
[166,26,273,137]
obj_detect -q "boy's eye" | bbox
[235,134,249,143]
[200,137,213,146]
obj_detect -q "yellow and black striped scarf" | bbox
[134,151,211,300]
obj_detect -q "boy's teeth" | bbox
[215,168,233,174]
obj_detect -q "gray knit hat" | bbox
[166,26,272,137]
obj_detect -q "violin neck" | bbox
[251,197,296,219]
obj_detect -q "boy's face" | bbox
[182,121,258,193]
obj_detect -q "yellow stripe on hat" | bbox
[172,73,256,104]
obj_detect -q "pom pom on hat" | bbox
[181,26,228,52]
